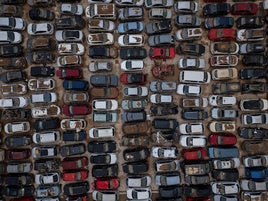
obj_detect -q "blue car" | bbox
[205,17,234,29]
[63,80,89,91]
[63,131,86,142]
[208,146,239,158]
[117,21,143,34]
[245,167,268,179]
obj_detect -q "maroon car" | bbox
[6,149,31,160]
[120,73,147,85]
[62,156,88,170]
[56,68,82,79]
[62,105,91,116]
[209,133,237,146]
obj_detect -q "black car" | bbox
[62,131,86,142]
[242,55,268,66]
[0,0,25,4]
[152,119,178,130]
[242,82,268,94]
[212,82,241,94]
[4,185,34,197]
[92,164,118,178]
[29,8,55,21]
[185,175,210,185]
[236,16,264,29]
[63,181,89,196]
[120,48,147,59]
[90,74,118,87]
[122,161,148,174]
[90,153,115,165]
[88,140,116,153]
[27,37,56,51]
[123,147,150,162]
[212,169,239,181]
[0,70,27,83]
[240,68,267,79]
[239,43,265,55]
[4,173,33,185]
[2,109,31,120]
[184,185,212,198]
[0,45,23,57]
[55,16,85,29]
[121,111,147,123]
[176,43,205,56]
[60,143,85,157]
[150,105,178,116]
[89,47,117,59]
[30,66,55,77]
[145,20,172,35]
[26,52,55,64]
[159,186,182,198]
[182,109,208,120]
[34,118,60,132]
[5,135,31,148]
[34,158,61,172]
[203,3,231,16]
[239,127,268,139]
[174,15,201,28]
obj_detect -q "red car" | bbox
[62,105,91,116]
[11,198,34,201]
[120,73,146,85]
[94,178,119,190]
[62,156,88,170]
[208,28,236,41]
[63,170,88,181]
[6,149,31,160]
[152,65,175,79]
[182,148,207,160]
[56,68,82,79]
[186,198,211,201]
[209,133,237,146]
[231,3,258,15]
[149,47,175,59]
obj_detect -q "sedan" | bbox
[27,22,54,35]
[177,84,201,96]
[151,146,178,158]
[120,72,146,85]
[149,47,175,59]
[208,28,236,41]
[231,2,258,15]
[240,99,268,111]
[117,21,143,34]
[92,99,118,111]
[176,43,205,56]
[209,133,237,146]
[205,17,234,29]
[203,3,231,16]
[59,3,83,15]
[239,43,265,54]
[179,135,207,147]
[0,17,25,30]
[145,20,172,35]
[123,86,148,97]
[211,182,239,195]
[155,172,180,186]
[240,179,268,191]
[0,31,22,44]
[62,105,91,116]
[242,113,268,125]
[55,30,83,42]
[148,34,174,47]
[178,57,205,69]
[118,34,144,47]
[145,0,173,8]
[182,147,207,160]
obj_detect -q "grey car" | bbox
[90,74,118,87]
[175,14,201,27]
[93,112,117,123]
[149,81,176,93]
[118,7,143,21]
[155,172,180,186]
[148,34,174,47]
[117,21,143,34]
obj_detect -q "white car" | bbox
[35,172,60,185]
[149,8,172,19]
[30,92,57,104]
[212,68,238,80]
[32,131,60,144]
[92,191,118,201]
[211,182,240,195]
[174,1,198,13]
[178,57,205,69]
[87,33,114,46]
[56,55,82,67]
[127,188,151,200]
[240,99,268,111]
[118,34,144,47]
[237,29,265,42]
[121,60,144,71]
[89,126,115,138]
[57,43,85,55]
[0,96,28,108]
[31,105,61,118]
[177,84,201,96]
[179,70,211,84]
[1,83,27,95]
[179,135,207,147]
[145,0,173,8]
[27,22,54,35]
[151,146,178,158]
[92,99,118,111]
[175,28,202,41]
[115,0,144,6]
[210,55,239,67]
[150,94,173,104]
[240,179,268,191]
[213,158,240,169]
[61,119,86,131]
[4,121,30,134]
[241,191,268,201]
[59,3,83,15]
[242,113,268,125]
[123,86,148,97]
[0,31,22,44]
[179,123,204,134]
[0,17,25,30]
[89,61,112,72]
[55,30,83,42]
[28,78,55,91]
[209,121,236,133]
[243,155,268,167]
[127,175,151,188]
[32,146,58,159]
[87,19,115,32]
[209,95,236,106]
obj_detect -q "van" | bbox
[85,4,116,20]
[180,70,211,84]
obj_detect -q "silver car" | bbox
[0,17,25,30]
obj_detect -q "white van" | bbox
[179,70,211,84]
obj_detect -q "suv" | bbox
[89,47,117,59]
[0,70,27,83]
[180,70,211,84]
[152,119,178,130]
[93,112,117,123]
[90,74,118,87]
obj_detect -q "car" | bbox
[208,28,236,41]
[32,146,58,159]
[118,7,143,21]
[149,81,176,93]
[150,94,173,104]
[55,16,85,29]
[0,5,22,17]
[92,191,118,201]
[203,3,231,16]
[182,147,207,160]
[154,159,180,172]
[209,133,237,146]
[127,188,151,200]
[63,181,89,196]
[32,105,60,118]
[120,72,146,85]
[90,153,117,165]
[89,61,112,72]
[185,175,210,185]
[236,16,264,29]
[150,104,178,116]
[205,17,234,29]
[0,70,27,83]
[60,143,85,157]
[122,121,149,135]
[155,172,180,186]
[91,87,119,99]
[87,33,113,46]
[34,158,60,172]
[2,109,31,121]
[88,19,115,32]
[182,160,211,175]
[208,146,239,158]
[120,60,144,72]
[92,164,118,178]
[152,118,178,131]
[59,3,83,15]
[210,55,238,67]
[179,123,204,135]
[243,155,268,167]
[61,119,86,131]
[120,47,147,59]
[123,86,148,97]
[242,82,268,94]
[184,185,211,198]
[148,34,174,47]
[55,30,83,42]
[32,131,60,145]
[5,135,31,147]
[56,55,82,67]
[62,130,86,142]
[0,44,23,57]
[237,29,266,42]
[180,70,211,84]
[93,111,117,123]
[57,43,84,56]
[92,99,118,111]
[175,28,202,41]
[231,2,258,15]
[30,66,54,77]
[181,109,208,120]
[245,167,268,179]
[149,46,175,59]
[35,172,60,185]
[242,140,266,154]
[151,64,175,79]
[174,14,201,27]
[35,185,60,198]
[123,147,150,161]
[240,99,268,111]
[62,105,91,116]
[28,78,55,91]
[89,126,115,138]
[211,108,238,119]
[241,191,268,201]
[181,97,208,108]
[30,92,57,104]
[3,173,34,185]
[26,52,55,64]
[62,157,88,171]
[151,146,178,159]
[56,68,82,79]
[123,161,148,174]
[239,43,265,55]
[63,92,89,104]
[4,186,34,198]
[211,182,239,195]
[0,96,28,108]
[94,178,119,190]
[243,55,268,66]
[209,95,236,106]
[118,34,144,47]
[0,17,25,30]
[63,169,88,182]
[27,22,53,36]
[1,83,27,95]
[212,82,240,94]
[63,80,89,91]
[210,42,239,55]
[239,127,268,139]
[5,149,31,160]
[212,169,239,181]
[122,134,149,146]
[121,111,146,123]
[242,113,268,125]
[240,68,267,80]
[117,21,143,35]
[174,1,198,13]
[212,68,238,80]
[89,47,117,59]
[177,84,201,96]
[176,43,205,56]
[178,57,205,69]
[116,0,144,6]
[209,121,236,133]
[85,3,115,19]
[0,30,22,44]
[240,179,268,191]
[213,158,240,170]
[145,0,173,8]
[179,135,207,148]
[148,8,172,19]
[145,20,171,35]
[29,8,54,21]
[27,37,56,51]
[6,162,32,173]
[27,0,55,7]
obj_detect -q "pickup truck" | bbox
[181,97,208,108]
